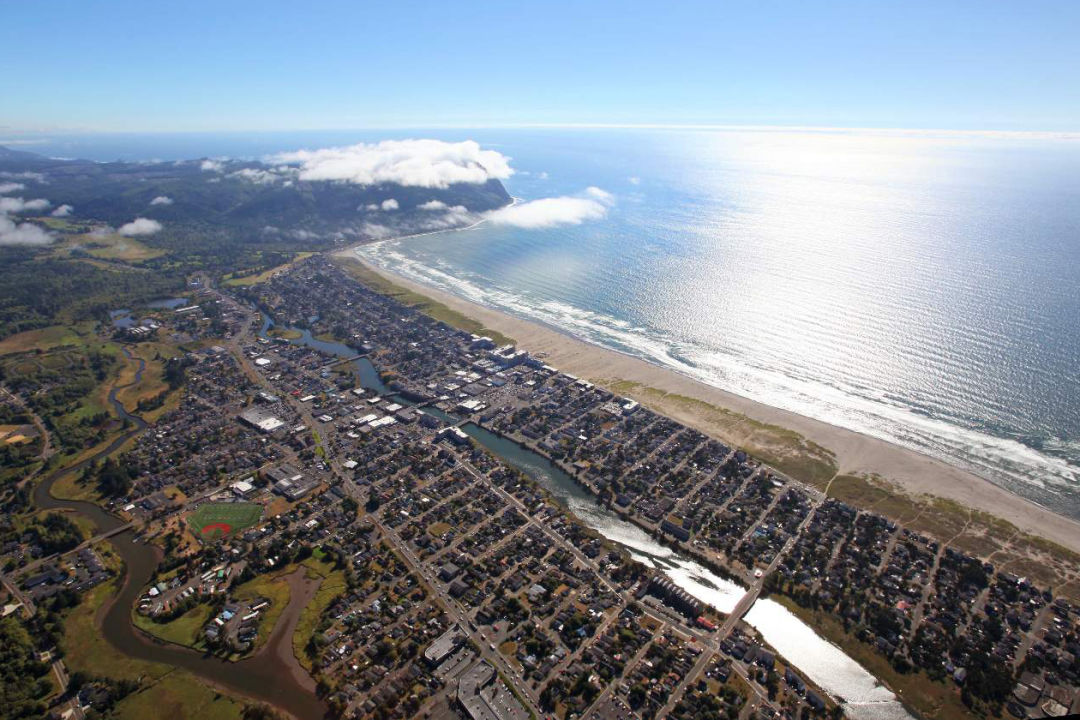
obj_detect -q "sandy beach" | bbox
[341,249,1080,557]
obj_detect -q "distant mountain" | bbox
[0,145,45,162]
[0,146,511,242]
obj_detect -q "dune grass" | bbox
[333,255,515,346]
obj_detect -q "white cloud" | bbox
[483,189,613,229]
[361,222,394,239]
[627,176,641,185]
[271,139,514,189]
[200,159,224,172]
[419,200,447,211]
[381,198,399,211]
[118,217,162,236]
[51,204,73,217]
[437,205,472,225]
[538,171,549,180]
[0,197,50,214]
[0,215,53,246]
[150,195,173,206]
[0,182,25,194]
[584,186,615,203]
[0,171,46,183]
[229,167,285,185]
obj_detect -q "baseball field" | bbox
[187,502,262,540]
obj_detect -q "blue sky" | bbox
[2,0,1078,133]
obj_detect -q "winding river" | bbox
[36,324,913,720]
[33,346,327,720]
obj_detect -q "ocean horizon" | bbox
[18,127,1080,520]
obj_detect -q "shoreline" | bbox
[337,245,1080,557]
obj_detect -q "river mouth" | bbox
[32,346,327,720]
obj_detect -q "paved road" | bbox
[0,570,35,616]
[17,522,136,577]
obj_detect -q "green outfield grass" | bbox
[187,502,262,540]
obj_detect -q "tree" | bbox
[242,704,284,720]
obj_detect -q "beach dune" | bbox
[343,251,1080,559]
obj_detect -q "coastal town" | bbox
[1,254,1079,720]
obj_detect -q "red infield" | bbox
[201,522,232,536]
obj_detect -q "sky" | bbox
[1,0,1078,133]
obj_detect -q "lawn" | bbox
[112,670,245,720]
[132,602,216,648]
[188,502,263,540]
[428,521,453,537]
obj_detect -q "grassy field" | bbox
[223,251,314,287]
[231,569,293,656]
[62,561,172,682]
[428,521,453,537]
[603,379,839,488]
[188,502,263,540]
[46,232,166,263]
[267,327,303,340]
[132,602,216,648]
[62,554,248,718]
[112,670,245,720]
[333,255,515,346]
[49,464,107,503]
[114,340,185,421]
[824,474,1080,599]
[0,322,94,355]
[293,556,347,671]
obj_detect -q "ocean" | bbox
[14,128,1080,518]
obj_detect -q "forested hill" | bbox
[0,145,510,339]
[0,146,510,240]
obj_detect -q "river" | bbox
[273,321,915,720]
[40,319,911,720]
[33,346,327,720]
[454,423,914,720]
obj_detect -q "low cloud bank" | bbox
[483,187,613,229]
[0,215,52,246]
[150,195,173,205]
[51,204,73,217]
[271,139,514,189]
[0,196,50,214]
[0,182,25,194]
[118,217,162,236]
